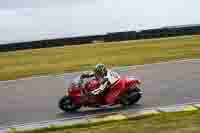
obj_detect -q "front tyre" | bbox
[58,96,81,112]
[120,87,142,106]
[128,87,142,105]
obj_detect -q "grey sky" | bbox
[0,0,200,44]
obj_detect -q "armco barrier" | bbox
[0,102,200,133]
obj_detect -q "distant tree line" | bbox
[0,24,200,52]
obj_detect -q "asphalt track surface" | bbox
[0,59,200,128]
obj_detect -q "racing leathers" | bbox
[80,69,121,105]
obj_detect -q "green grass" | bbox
[9,110,200,133]
[1,35,200,81]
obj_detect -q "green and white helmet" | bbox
[94,64,107,77]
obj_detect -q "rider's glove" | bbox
[91,81,108,95]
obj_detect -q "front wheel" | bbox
[58,96,81,112]
[120,87,142,106]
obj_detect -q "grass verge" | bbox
[9,110,200,133]
[0,35,200,81]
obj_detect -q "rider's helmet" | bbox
[93,64,107,77]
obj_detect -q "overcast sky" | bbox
[0,0,200,44]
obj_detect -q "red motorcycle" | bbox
[59,75,142,112]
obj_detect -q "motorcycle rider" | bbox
[80,64,123,105]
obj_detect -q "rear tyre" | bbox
[120,87,142,106]
[58,96,81,112]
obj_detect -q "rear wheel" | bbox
[58,96,81,112]
[120,87,142,106]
